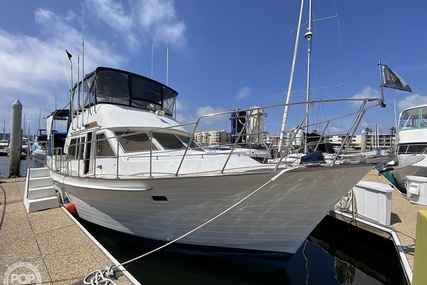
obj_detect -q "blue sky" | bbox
[1,0,426,137]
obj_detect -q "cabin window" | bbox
[71,80,90,114]
[176,134,202,150]
[77,137,85,159]
[398,144,427,154]
[96,71,130,105]
[400,109,419,129]
[115,132,159,152]
[68,138,77,157]
[162,87,176,116]
[84,76,96,108]
[131,77,162,111]
[152,132,185,150]
[421,108,427,127]
[96,134,115,157]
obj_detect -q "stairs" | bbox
[24,167,59,213]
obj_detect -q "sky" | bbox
[1,0,427,138]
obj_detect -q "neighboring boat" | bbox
[205,142,272,162]
[44,0,391,259]
[0,118,7,156]
[386,104,427,190]
[31,129,48,164]
[20,137,30,159]
[45,66,388,258]
[0,139,8,156]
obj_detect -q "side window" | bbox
[115,132,159,152]
[421,108,427,127]
[68,138,77,158]
[153,132,185,150]
[77,137,85,159]
[177,134,202,150]
[97,133,115,157]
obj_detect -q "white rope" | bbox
[111,167,295,269]
[334,189,353,212]
[83,269,117,285]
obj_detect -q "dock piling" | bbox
[9,99,23,177]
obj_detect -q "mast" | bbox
[76,54,80,130]
[2,117,5,141]
[151,44,154,79]
[378,60,385,106]
[304,0,313,153]
[81,0,86,128]
[277,0,305,152]
[37,108,41,131]
[166,1,170,85]
[66,49,73,131]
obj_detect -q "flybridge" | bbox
[69,67,178,116]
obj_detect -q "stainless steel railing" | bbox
[48,97,385,178]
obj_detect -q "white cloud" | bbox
[397,94,427,112]
[89,0,132,31]
[135,0,186,47]
[196,106,227,117]
[350,85,381,101]
[87,0,138,48]
[0,8,125,133]
[0,1,187,134]
[347,85,384,109]
[0,9,124,97]
[88,0,186,49]
[193,106,228,129]
[236,86,252,101]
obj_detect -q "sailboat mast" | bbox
[38,108,41,131]
[81,0,86,128]
[166,1,170,86]
[2,117,5,141]
[304,0,313,153]
[278,0,306,153]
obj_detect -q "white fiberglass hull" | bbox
[31,149,46,164]
[52,164,373,256]
[391,154,427,188]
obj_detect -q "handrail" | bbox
[48,97,385,179]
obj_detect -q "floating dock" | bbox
[331,169,427,285]
[0,177,139,285]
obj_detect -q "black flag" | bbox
[66,50,73,61]
[382,65,412,92]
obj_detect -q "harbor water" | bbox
[0,156,409,284]
[0,155,43,178]
[79,215,407,284]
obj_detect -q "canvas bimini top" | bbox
[69,67,178,117]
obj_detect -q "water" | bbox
[0,155,43,178]
[80,215,408,285]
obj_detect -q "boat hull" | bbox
[52,164,373,256]
[391,154,427,189]
[31,149,46,164]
